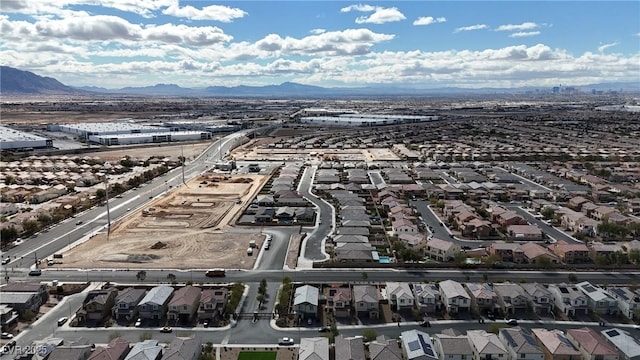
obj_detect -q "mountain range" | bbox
[1,66,638,97]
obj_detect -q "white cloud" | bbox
[0,0,175,18]
[597,42,619,52]
[413,16,446,26]
[310,28,326,35]
[495,22,538,32]
[162,3,247,22]
[454,24,488,33]
[341,4,406,24]
[509,31,541,38]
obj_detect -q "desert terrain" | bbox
[62,172,270,270]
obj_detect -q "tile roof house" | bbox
[137,285,174,322]
[334,335,365,360]
[520,283,553,315]
[599,328,640,360]
[299,337,329,360]
[369,335,403,360]
[608,287,640,320]
[576,282,618,315]
[432,334,473,360]
[467,330,508,360]
[439,280,470,313]
[413,283,441,314]
[548,283,589,317]
[425,237,460,262]
[566,328,620,360]
[161,335,202,360]
[167,286,201,324]
[385,282,414,312]
[76,288,118,324]
[499,327,543,360]
[401,329,438,360]
[112,287,146,322]
[353,285,380,319]
[198,288,228,322]
[550,241,590,264]
[493,283,530,315]
[88,337,130,360]
[324,285,352,318]
[293,285,319,318]
[490,242,526,264]
[124,339,162,360]
[531,328,581,360]
[465,283,499,313]
[507,225,543,241]
[521,243,561,265]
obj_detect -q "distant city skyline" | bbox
[1,1,638,89]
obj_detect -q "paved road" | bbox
[297,165,331,262]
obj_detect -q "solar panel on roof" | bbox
[523,333,538,347]
[605,329,620,337]
[418,335,436,357]
[501,330,517,347]
[583,285,597,293]
[408,340,421,352]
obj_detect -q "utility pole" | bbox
[181,146,186,185]
[105,176,111,236]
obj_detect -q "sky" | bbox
[1,0,639,89]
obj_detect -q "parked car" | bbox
[76,220,83,225]
[203,320,209,328]
[0,332,13,339]
[134,318,142,327]
[318,327,331,333]
[57,317,68,326]
[1,257,9,265]
[505,318,518,326]
[278,337,294,346]
[160,326,172,333]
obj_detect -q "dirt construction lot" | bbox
[63,173,270,270]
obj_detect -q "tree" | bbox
[541,207,556,220]
[0,226,19,244]
[136,270,147,282]
[568,273,578,283]
[167,273,177,284]
[629,249,640,265]
[361,272,368,280]
[362,328,377,342]
[22,219,40,234]
[454,252,468,266]
[536,256,553,269]
[95,189,106,199]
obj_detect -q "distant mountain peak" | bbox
[0,66,83,94]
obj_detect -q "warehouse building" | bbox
[163,121,241,133]
[0,126,53,150]
[299,113,439,127]
[89,131,211,145]
[49,122,169,138]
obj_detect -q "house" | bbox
[334,335,365,360]
[198,288,228,322]
[0,305,18,331]
[0,281,49,304]
[550,241,590,264]
[531,328,582,360]
[88,337,130,360]
[124,340,163,360]
[137,285,174,322]
[520,283,553,315]
[566,328,620,360]
[392,218,418,236]
[385,282,414,312]
[589,242,625,261]
[162,335,202,360]
[493,283,529,315]
[167,286,201,324]
[548,283,589,317]
[324,286,352,318]
[369,335,403,360]
[467,330,508,360]
[608,287,640,320]
[466,283,499,313]
[433,333,473,360]
[521,243,560,265]
[568,196,590,211]
[353,285,380,319]
[413,283,441,314]
[600,328,640,360]
[401,329,438,360]
[76,288,117,324]
[575,282,618,315]
[299,337,329,360]
[439,280,470,313]
[507,225,543,241]
[293,285,319,319]
[425,237,460,262]
[112,287,146,322]
[47,343,93,360]
[499,327,543,360]
[0,292,41,315]
[490,242,526,264]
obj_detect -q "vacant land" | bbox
[81,142,212,162]
[63,173,270,269]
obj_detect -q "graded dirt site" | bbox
[62,173,270,270]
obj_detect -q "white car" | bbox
[57,317,68,326]
[278,337,294,346]
[134,318,142,327]
[0,332,13,339]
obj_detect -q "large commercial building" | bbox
[163,121,241,133]
[0,126,53,150]
[50,122,170,138]
[89,131,211,145]
[299,113,439,127]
